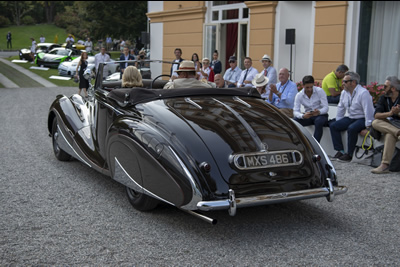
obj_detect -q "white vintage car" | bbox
[58,56,119,77]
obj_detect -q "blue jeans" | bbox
[327,95,340,104]
[329,117,366,156]
[294,114,328,142]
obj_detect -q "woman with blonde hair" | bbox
[122,65,143,88]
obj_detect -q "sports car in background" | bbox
[47,60,347,224]
[36,48,81,68]
[61,42,86,50]
[58,56,120,77]
[19,43,61,62]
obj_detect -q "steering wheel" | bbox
[150,74,171,89]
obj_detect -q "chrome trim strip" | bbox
[56,124,91,167]
[196,185,348,212]
[101,101,124,115]
[185,97,202,109]
[169,147,203,210]
[213,98,266,152]
[233,96,252,108]
[114,157,174,205]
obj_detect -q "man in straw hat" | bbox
[260,54,277,95]
[164,61,213,89]
[293,75,329,142]
[252,72,269,99]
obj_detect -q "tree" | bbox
[77,1,148,42]
[8,1,35,26]
[44,1,56,23]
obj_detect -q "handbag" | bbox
[351,131,374,166]
[369,126,382,141]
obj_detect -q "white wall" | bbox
[148,1,164,78]
[345,1,360,71]
[274,1,314,83]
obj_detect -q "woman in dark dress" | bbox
[75,51,89,98]
[211,50,222,75]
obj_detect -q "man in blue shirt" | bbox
[267,68,298,118]
[223,56,242,88]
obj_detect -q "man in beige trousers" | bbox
[371,76,400,174]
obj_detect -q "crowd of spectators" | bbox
[162,48,400,173]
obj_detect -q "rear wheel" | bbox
[125,186,159,211]
[52,118,72,161]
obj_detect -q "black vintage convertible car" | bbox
[48,60,347,224]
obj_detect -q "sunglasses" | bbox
[342,80,353,84]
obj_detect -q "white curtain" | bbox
[367,1,400,84]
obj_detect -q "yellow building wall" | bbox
[147,1,348,81]
[246,1,278,72]
[147,2,206,76]
[313,1,348,82]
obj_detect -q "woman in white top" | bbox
[200,58,214,82]
[30,37,36,63]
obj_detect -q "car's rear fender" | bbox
[106,116,225,208]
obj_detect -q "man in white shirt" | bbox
[94,47,111,79]
[223,56,242,88]
[170,48,184,81]
[84,37,93,54]
[329,71,375,161]
[260,54,277,95]
[237,57,258,88]
[39,35,45,43]
[66,34,74,44]
[293,75,329,142]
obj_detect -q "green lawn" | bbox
[0,24,72,51]
[6,55,83,87]
[0,59,42,87]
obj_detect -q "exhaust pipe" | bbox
[181,209,217,225]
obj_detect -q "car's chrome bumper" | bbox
[196,178,347,216]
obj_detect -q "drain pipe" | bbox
[181,209,217,225]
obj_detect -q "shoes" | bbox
[338,153,352,162]
[371,165,390,174]
[332,151,343,160]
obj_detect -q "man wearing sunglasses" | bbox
[329,71,375,162]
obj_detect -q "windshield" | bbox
[49,49,69,56]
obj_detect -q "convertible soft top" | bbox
[107,87,262,105]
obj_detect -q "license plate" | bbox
[232,150,302,170]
